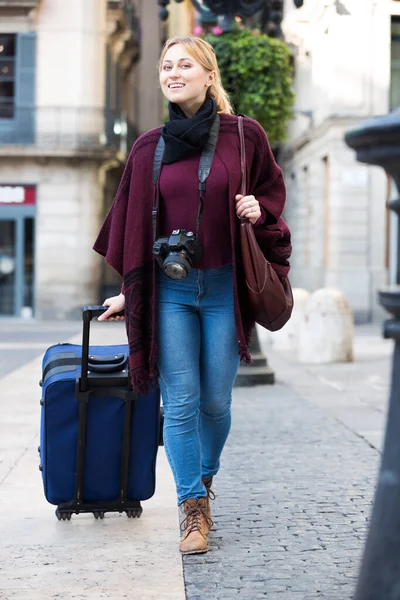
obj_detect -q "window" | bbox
[0,34,16,119]
[391,17,400,110]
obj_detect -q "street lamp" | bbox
[157,0,267,20]
[193,0,266,15]
[158,0,185,21]
[345,109,400,599]
[158,0,283,35]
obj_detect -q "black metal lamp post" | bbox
[157,0,184,22]
[345,109,400,599]
[235,333,275,386]
[158,0,266,20]
[157,0,284,36]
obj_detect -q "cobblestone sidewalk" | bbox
[0,319,389,599]
[183,382,379,599]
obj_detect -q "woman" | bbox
[93,36,291,555]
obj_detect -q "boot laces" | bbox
[203,478,216,501]
[180,502,213,539]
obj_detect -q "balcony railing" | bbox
[0,0,40,13]
[0,106,138,156]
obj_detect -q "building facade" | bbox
[0,0,162,319]
[8,0,396,322]
[282,0,399,322]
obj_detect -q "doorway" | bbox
[0,209,35,317]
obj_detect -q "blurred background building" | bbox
[0,0,398,322]
[282,0,399,322]
[0,0,164,319]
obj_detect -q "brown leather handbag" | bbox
[238,115,294,332]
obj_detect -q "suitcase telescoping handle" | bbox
[80,306,125,392]
[69,306,136,517]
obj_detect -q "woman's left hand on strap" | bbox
[235,194,261,225]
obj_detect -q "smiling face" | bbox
[159,43,216,117]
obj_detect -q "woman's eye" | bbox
[162,63,190,71]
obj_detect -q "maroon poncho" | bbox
[93,114,291,394]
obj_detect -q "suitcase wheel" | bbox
[93,511,105,520]
[126,508,142,518]
[56,509,72,521]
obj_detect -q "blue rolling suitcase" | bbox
[38,306,161,521]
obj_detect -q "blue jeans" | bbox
[157,263,240,505]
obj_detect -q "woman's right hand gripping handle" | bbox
[97,293,126,321]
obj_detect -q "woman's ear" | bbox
[207,70,217,87]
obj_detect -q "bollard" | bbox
[298,288,354,364]
[345,108,400,599]
[270,288,310,351]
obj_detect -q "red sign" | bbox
[0,186,36,205]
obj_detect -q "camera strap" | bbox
[152,114,220,241]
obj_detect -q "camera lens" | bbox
[163,252,191,280]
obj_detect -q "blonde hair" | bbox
[159,36,233,115]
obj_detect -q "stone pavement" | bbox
[0,319,82,378]
[182,324,392,599]
[0,318,393,599]
[0,319,185,600]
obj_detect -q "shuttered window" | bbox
[391,18,400,111]
[0,34,16,119]
[0,32,36,144]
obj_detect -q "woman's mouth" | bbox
[168,83,185,90]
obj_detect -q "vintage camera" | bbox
[152,229,203,280]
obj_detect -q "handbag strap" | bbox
[238,115,247,196]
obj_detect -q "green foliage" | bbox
[204,29,295,145]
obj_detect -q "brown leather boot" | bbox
[179,497,213,555]
[202,477,215,521]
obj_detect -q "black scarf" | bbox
[161,97,217,165]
